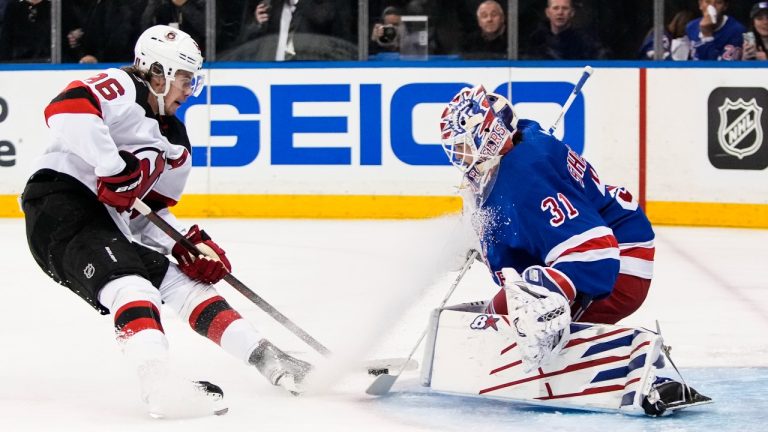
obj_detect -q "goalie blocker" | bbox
[419,302,712,416]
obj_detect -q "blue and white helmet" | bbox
[440,85,518,201]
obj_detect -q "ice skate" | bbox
[138,361,228,419]
[249,340,313,395]
[642,378,713,416]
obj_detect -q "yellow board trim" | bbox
[0,195,21,217]
[0,194,463,219]
[3,194,767,227]
[171,194,463,219]
[645,201,768,229]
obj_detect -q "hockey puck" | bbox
[367,368,389,376]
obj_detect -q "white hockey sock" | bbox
[218,318,264,364]
[186,295,263,363]
[98,275,170,366]
[158,265,263,364]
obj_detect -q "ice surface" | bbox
[1,218,766,431]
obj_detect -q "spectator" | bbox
[686,0,745,60]
[638,9,696,60]
[462,0,507,59]
[0,0,11,29]
[76,0,146,63]
[370,6,402,56]
[60,0,97,63]
[231,0,356,61]
[522,0,606,60]
[743,1,768,60]
[141,0,206,54]
[0,0,50,62]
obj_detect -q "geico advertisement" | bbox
[0,66,634,195]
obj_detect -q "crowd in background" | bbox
[1,0,766,63]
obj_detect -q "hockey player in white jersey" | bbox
[20,25,311,418]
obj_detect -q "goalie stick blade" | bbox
[364,358,418,376]
[365,373,398,396]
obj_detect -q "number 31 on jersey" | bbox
[541,193,579,227]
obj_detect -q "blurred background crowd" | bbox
[0,0,766,63]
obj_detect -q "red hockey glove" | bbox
[172,225,232,284]
[96,150,143,212]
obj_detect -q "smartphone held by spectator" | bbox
[743,1,768,60]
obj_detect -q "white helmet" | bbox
[134,25,204,114]
[440,85,518,203]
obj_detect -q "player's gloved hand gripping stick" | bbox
[131,198,332,357]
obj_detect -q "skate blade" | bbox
[666,397,714,413]
[148,406,229,419]
[275,374,305,396]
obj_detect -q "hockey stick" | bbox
[547,65,594,135]
[365,250,479,396]
[132,198,332,357]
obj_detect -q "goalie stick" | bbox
[365,250,479,396]
[548,65,594,135]
[132,198,332,357]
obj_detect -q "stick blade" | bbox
[365,374,398,396]
[364,358,418,376]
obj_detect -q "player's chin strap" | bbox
[155,94,166,116]
[147,78,173,116]
[131,198,331,356]
[150,89,168,116]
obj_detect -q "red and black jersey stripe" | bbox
[189,296,243,345]
[114,300,164,339]
[43,81,102,125]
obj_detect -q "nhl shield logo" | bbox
[83,263,95,279]
[717,98,763,159]
[708,87,768,170]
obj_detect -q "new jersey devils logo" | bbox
[717,97,763,159]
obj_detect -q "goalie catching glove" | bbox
[502,266,573,372]
[172,225,232,284]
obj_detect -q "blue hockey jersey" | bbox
[478,120,655,302]
[686,15,745,60]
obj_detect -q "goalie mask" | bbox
[134,25,205,115]
[440,85,518,203]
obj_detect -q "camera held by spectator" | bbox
[371,6,401,51]
[377,24,398,45]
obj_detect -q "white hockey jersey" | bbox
[38,67,192,253]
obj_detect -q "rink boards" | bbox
[0,62,766,227]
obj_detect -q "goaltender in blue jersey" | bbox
[440,85,654,328]
[439,84,709,415]
[480,118,655,323]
